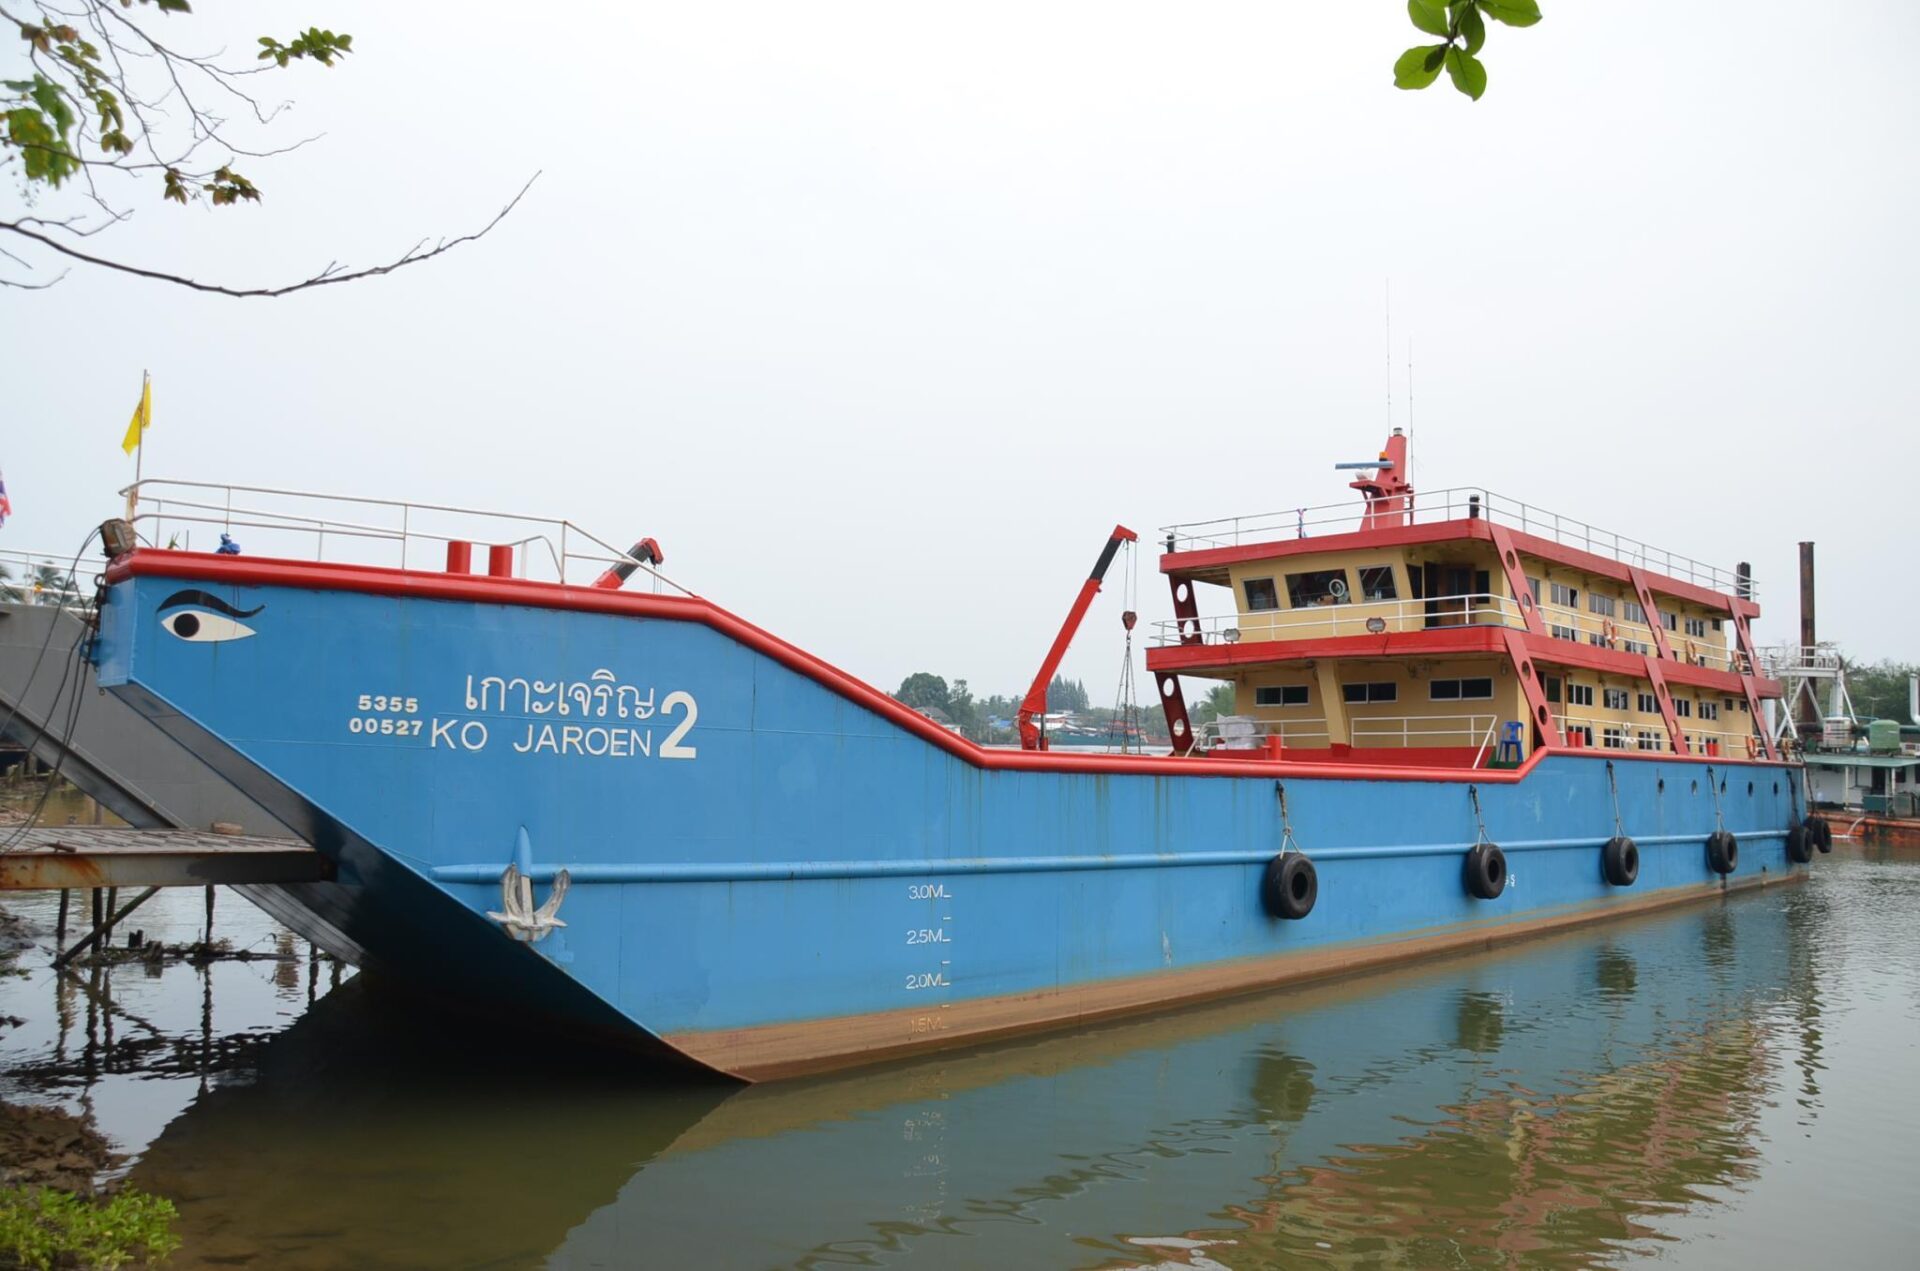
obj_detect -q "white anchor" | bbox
[486,827,571,943]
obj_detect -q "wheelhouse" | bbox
[1148,430,1783,768]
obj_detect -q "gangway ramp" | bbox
[0,827,332,891]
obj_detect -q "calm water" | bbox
[3,843,1918,1269]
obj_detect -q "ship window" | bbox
[1662,611,1679,631]
[1243,578,1279,612]
[1526,576,1542,603]
[1603,727,1628,749]
[1603,687,1630,710]
[1623,599,1647,624]
[1358,566,1398,601]
[1712,618,1724,632]
[1568,724,1596,747]
[1342,681,1398,704]
[1700,701,1720,721]
[1622,639,1653,656]
[1549,623,1580,642]
[1588,594,1617,618]
[1637,692,1658,714]
[1429,677,1494,701]
[1544,675,1562,704]
[1287,570,1349,607]
[1673,697,1692,718]
[1568,683,1595,707]
[1255,685,1310,707]
[1637,730,1664,751]
[1549,581,1579,608]
[1684,617,1708,638]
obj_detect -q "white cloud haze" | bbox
[4,2,1916,700]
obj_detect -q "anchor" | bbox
[486,827,571,943]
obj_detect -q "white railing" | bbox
[1349,714,1497,748]
[1536,601,1739,674]
[1160,487,1751,596]
[1151,593,1525,647]
[119,480,696,596]
[1553,715,1762,757]
[1756,643,1844,679]
[0,549,93,608]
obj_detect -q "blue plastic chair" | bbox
[1497,721,1524,764]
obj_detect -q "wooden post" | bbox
[203,884,215,946]
[55,889,69,939]
[102,886,118,949]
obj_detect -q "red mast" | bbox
[1019,525,1138,751]
[1339,427,1413,529]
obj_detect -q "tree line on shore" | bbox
[889,672,1236,746]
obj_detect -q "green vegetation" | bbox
[1845,660,1918,724]
[891,671,1169,745]
[0,1186,179,1270]
[1394,0,1542,101]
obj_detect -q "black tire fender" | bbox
[1706,828,1738,875]
[1785,823,1813,864]
[1602,835,1639,887]
[1464,841,1507,900]
[1261,853,1318,920]
[1806,815,1833,853]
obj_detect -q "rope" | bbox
[1274,781,1302,855]
[1605,759,1625,837]
[1468,783,1491,845]
[1705,764,1726,832]
[1106,539,1141,754]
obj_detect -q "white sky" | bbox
[4,2,1917,701]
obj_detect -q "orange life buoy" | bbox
[1600,618,1618,648]
[1744,735,1757,759]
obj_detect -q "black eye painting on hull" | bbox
[157,588,263,643]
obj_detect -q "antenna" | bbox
[1384,279,1393,431]
[1407,336,1415,482]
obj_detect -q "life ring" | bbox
[1261,853,1318,920]
[1706,829,1738,875]
[1785,824,1813,864]
[1602,835,1639,887]
[1464,841,1507,900]
[1601,618,1618,648]
[1683,639,1698,666]
[1744,735,1757,759]
[1805,815,1833,854]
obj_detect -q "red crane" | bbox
[1018,524,1138,751]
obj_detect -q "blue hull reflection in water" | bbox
[113,855,1919,1270]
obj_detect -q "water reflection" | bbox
[9,857,1920,1269]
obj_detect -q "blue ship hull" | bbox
[94,553,1812,1078]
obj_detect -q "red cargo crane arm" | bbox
[1018,524,1138,751]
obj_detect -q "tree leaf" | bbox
[1407,0,1450,37]
[1480,0,1542,28]
[1459,6,1486,54]
[1445,47,1487,100]
[1394,44,1450,90]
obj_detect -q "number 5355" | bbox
[357,694,418,713]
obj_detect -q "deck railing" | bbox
[1160,487,1750,596]
[118,479,695,596]
[1349,713,1498,748]
[1556,715,1761,757]
[1151,593,1525,646]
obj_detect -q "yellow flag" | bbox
[120,377,151,456]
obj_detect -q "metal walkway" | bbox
[0,827,331,891]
